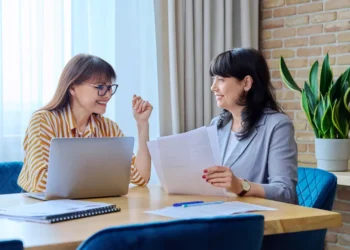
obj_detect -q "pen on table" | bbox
[182,201,224,208]
[172,201,204,207]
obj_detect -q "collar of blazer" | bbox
[218,108,278,167]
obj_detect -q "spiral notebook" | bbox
[0,200,120,224]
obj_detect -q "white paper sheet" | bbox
[145,201,276,219]
[147,140,168,193]
[0,200,111,217]
[148,126,225,196]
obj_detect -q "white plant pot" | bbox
[315,138,350,172]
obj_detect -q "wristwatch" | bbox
[237,179,251,197]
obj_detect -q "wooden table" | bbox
[0,185,342,250]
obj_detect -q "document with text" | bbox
[145,201,276,219]
[147,126,225,196]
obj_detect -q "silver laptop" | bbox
[27,137,134,200]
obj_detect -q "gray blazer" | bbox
[210,110,298,204]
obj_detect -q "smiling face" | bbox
[211,76,251,110]
[69,75,114,115]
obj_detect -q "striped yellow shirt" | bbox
[18,104,147,192]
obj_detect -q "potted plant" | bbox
[279,54,350,172]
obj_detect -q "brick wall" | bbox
[328,186,350,250]
[260,0,350,249]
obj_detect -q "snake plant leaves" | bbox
[301,89,319,137]
[330,126,336,138]
[321,96,332,137]
[313,98,324,137]
[332,99,349,139]
[309,61,319,99]
[344,88,350,113]
[280,54,350,139]
[325,90,330,108]
[329,74,343,103]
[280,57,302,92]
[304,81,316,114]
[341,78,349,98]
[343,67,350,84]
[320,54,333,97]
[344,71,350,111]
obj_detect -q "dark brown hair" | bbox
[210,48,282,139]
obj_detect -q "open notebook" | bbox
[0,200,120,224]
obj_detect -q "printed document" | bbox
[145,201,276,219]
[147,126,225,196]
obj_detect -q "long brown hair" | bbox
[40,54,116,111]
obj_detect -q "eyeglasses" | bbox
[87,83,118,96]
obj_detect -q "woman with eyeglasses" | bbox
[18,54,153,192]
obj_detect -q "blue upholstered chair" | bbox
[78,214,264,250]
[0,162,23,194]
[0,239,24,250]
[296,167,337,210]
[262,167,337,250]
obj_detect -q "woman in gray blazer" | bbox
[203,48,298,204]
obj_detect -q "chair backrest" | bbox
[262,167,338,250]
[78,214,264,250]
[0,162,23,194]
[297,167,337,210]
[0,240,23,250]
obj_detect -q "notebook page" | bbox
[0,200,112,217]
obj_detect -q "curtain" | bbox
[0,0,71,161]
[154,0,259,136]
[71,0,160,153]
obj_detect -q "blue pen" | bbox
[182,201,224,208]
[173,201,204,207]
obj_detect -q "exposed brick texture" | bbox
[260,1,350,248]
